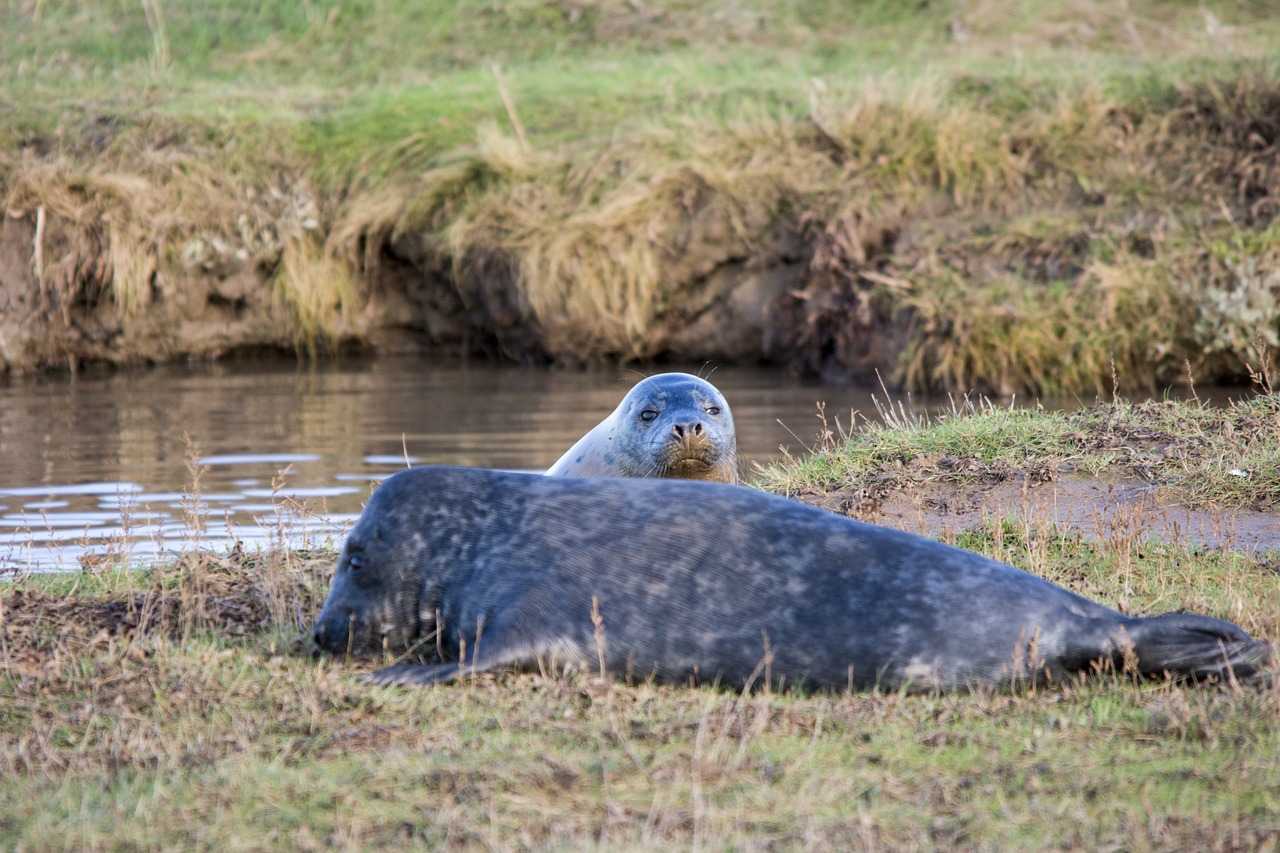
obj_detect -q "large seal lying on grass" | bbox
[311,466,1272,692]
[545,372,739,484]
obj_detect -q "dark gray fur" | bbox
[312,466,1272,691]
[544,372,739,483]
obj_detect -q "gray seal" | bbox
[312,466,1272,692]
[545,372,739,484]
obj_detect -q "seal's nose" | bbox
[672,421,704,438]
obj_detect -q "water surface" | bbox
[1,356,916,572]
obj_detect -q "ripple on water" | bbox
[95,493,255,508]
[0,482,145,498]
[239,486,361,499]
[197,453,321,465]
[0,511,168,528]
[363,454,419,465]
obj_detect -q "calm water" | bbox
[0,356,923,572]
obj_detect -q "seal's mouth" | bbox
[668,457,714,472]
[311,614,377,657]
[663,457,721,481]
[311,619,434,661]
[312,592,425,658]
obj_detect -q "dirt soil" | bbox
[793,474,1280,554]
[0,199,901,375]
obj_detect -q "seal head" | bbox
[311,467,503,660]
[546,372,739,483]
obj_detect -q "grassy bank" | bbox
[757,374,1280,510]
[2,396,1279,848]
[2,1,1279,389]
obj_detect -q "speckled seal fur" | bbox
[545,372,739,484]
[312,466,1273,692]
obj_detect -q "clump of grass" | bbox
[755,394,1082,495]
[898,248,1192,396]
[893,205,1280,395]
[1068,393,1280,509]
[337,110,841,360]
[273,232,358,355]
[754,392,1280,511]
[3,158,158,318]
[0,121,353,361]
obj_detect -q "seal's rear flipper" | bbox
[1122,613,1275,685]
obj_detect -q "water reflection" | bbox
[1,356,902,572]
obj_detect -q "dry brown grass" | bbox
[2,527,1277,849]
[1,132,344,353]
[4,2,1279,388]
[327,66,1280,390]
[335,112,841,360]
[274,231,358,353]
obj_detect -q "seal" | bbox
[545,372,739,484]
[312,466,1272,692]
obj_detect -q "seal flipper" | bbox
[367,662,467,686]
[1119,612,1274,683]
[366,613,592,687]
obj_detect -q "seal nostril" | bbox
[672,424,684,438]
[693,423,703,435]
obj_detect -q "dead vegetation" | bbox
[3,3,1279,391]
[0,124,352,365]
[2,483,1278,849]
[316,67,1280,393]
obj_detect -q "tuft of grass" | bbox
[273,232,358,355]
[754,393,1280,511]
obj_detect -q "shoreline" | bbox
[4,5,1279,393]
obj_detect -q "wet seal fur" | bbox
[545,372,739,483]
[312,466,1273,692]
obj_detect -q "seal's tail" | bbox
[1120,612,1274,684]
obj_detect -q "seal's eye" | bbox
[347,553,365,573]
[639,409,658,422]
[705,406,721,415]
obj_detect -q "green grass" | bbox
[8,0,1274,169]
[4,1,1280,384]
[2,509,1278,849]
[755,392,1280,510]
[3,1,942,164]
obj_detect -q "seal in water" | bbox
[312,467,1272,692]
[545,372,739,484]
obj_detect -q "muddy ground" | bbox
[795,473,1280,554]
